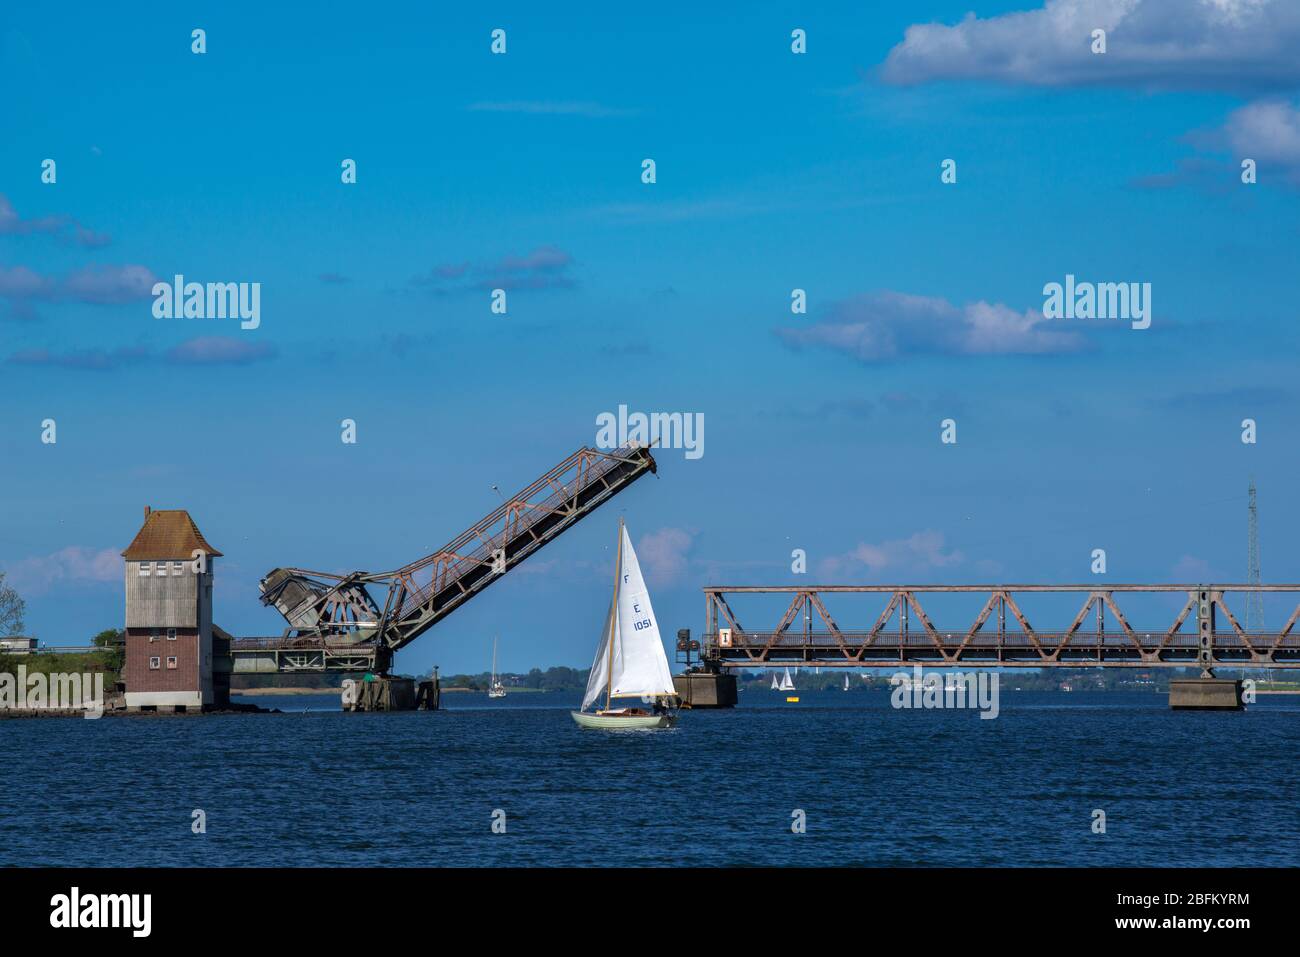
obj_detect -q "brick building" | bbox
[121,507,224,711]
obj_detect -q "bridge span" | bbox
[701,584,1300,670]
[231,444,657,679]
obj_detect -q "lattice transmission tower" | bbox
[1247,478,1263,631]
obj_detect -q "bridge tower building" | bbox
[121,506,224,711]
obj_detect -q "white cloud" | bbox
[1171,554,1215,580]
[165,336,276,365]
[1141,98,1300,188]
[0,263,158,307]
[819,531,964,578]
[1220,99,1300,179]
[2,546,120,596]
[636,527,694,586]
[411,245,576,293]
[777,290,1083,363]
[882,0,1300,91]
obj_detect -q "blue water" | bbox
[5,690,1299,866]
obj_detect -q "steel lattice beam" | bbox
[249,445,657,672]
[704,584,1300,669]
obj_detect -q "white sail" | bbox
[770,673,779,690]
[581,599,616,710]
[779,667,795,691]
[488,637,507,696]
[608,525,676,700]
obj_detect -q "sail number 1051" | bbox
[631,601,653,631]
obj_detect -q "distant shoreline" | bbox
[230,683,1300,698]
[232,685,554,696]
[233,687,341,696]
[442,685,547,694]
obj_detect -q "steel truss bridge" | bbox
[702,585,1300,671]
[231,445,656,676]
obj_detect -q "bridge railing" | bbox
[709,630,1300,654]
[230,636,376,651]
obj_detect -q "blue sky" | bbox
[3,0,1300,675]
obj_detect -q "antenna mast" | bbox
[1247,478,1263,631]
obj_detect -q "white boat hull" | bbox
[570,710,676,730]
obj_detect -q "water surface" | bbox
[4,690,1297,866]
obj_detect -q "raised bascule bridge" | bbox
[680,584,1300,710]
[229,445,657,705]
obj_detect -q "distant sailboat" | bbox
[779,668,795,692]
[487,637,506,699]
[843,674,850,692]
[571,519,678,729]
[770,673,779,691]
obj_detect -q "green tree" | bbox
[0,572,25,636]
[93,628,125,672]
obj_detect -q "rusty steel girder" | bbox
[703,584,1300,669]
[258,445,657,670]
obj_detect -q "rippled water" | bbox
[5,690,1298,866]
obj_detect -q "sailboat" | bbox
[571,519,679,729]
[770,673,779,691]
[778,668,795,692]
[843,674,850,692]
[487,637,506,699]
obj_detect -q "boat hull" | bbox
[570,710,676,730]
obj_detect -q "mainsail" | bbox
[581,524,676,710]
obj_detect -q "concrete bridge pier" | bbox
[344,676,414,711]
[673,667,737,708]
[1169,596,1246,710]
[343,673,440,712]
[1169,678,1244,710]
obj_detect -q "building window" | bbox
[156,560,167,577]
[167,628,177,641]
[149,657,161,670]
[166,656,177,670]
[139,562,150,577]
[172,561,185,574]
[149,629,159,642]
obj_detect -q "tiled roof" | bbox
[121,510,223,560]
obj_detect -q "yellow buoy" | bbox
[785,696,799,703]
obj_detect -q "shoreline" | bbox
[232,687,342,696]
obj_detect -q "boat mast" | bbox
[605,518,624,712]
